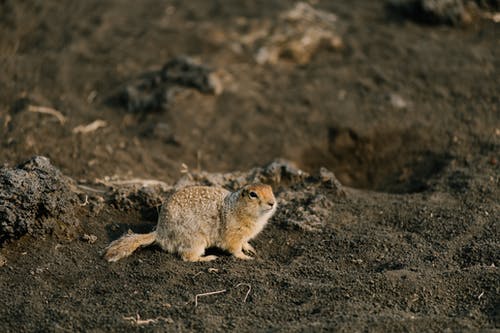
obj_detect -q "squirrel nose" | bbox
[268,201,275,207]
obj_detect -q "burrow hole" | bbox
[301,126,451,194]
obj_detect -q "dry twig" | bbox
[3,114,11,129]
[27,105,66,124]
[194,289,227,307]
[482,12,500,23]
[123,313,172,325]
[72,120,107,134]
[77,184,106,194]
[95,178,170,189]
[235,283,252,303]
[192,271,204,279]
[79,195,89,206]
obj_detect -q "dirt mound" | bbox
[0,156,79,244]
[96,160,343,232]
[174,160,344,231]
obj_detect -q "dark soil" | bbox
[0,0,498,332]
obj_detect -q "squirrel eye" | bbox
[249,191,258,199]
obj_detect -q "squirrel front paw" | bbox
[233,251,254,260]
[242,242,257,256]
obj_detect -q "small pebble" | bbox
[82,234,98,244]
[0,254,6,267]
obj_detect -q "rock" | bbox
[161,57,222,95]
[319,167,345,195]
[387,0,474,25]
[254,2,343,65]
[107,57,222,113]
[389,93,409,109]
[0,254,6,267]
[81,234,97,244]
[0,156,79,245]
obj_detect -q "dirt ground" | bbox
[0,0,499,332]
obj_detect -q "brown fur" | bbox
[104,232,156,262]
[104,184,276,262]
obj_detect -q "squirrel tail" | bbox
[104,231,157,262]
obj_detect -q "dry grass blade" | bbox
[77,184,106,193]
[72,120,107,134]
[123,313,172,325]
[27,105,66,124]
[194,289,227,307]
[79,194,89,206]
[95,178,170,189]
[235,283,252,303]
[3,114,12,129]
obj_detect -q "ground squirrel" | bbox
[104,183,277,262]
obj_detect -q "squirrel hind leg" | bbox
[104,232,157,262]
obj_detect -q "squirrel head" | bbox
[239,183,277,218]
